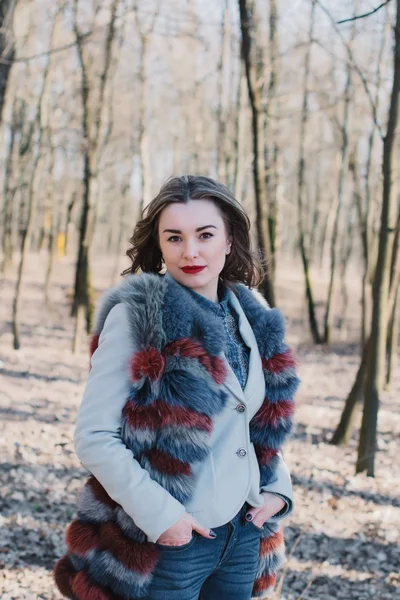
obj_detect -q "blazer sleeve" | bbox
[73,302,186,543]
[260,452,294,522]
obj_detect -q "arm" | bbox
[260,453,293,521]
[74,303,186,543]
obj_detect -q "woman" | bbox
[54,175,300,600]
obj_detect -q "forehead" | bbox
[159,200,223,229]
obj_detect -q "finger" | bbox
[245,508,262,522]
[191,521,217,539]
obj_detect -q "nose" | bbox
[182,239,199,260]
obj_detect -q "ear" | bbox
[226,235,233,254]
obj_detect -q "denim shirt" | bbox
[186,282,251,389]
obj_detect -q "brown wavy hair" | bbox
[121,175,266,288]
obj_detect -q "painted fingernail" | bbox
[209,530,217,538]
[245,514,253,521]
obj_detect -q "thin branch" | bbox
[337,0,392,24]
[315,0,384,140]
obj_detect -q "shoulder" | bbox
[103,302,129,328]
[93,272,165,333]
[249,287,270,310]
[97,303,132,349]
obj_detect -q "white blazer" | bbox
[74,291,294,543]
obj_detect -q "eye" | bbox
[167,235,181,242]
[200,232,213,239]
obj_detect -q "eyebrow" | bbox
[162,225,217,233]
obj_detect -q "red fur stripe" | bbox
[86,476,118,509]
[53,555,75,597]
[252,572,277,595]
[260,529,284,555]
[89,334,100,357]
[262,349,296,373]
[123,399,213,432]
[66,521,100,557]
[254,399,295,427]
[130,348,165,382]
[144,448,192,476]
[254,445,278,466]
[165,339,227,384]
[99,522,159,575]
[71,570,111,600]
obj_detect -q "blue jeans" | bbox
[146,502,262,600]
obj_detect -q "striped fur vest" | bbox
[54,272,299,599]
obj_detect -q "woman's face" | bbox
[158,199,232,302]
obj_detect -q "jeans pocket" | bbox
[155,532,197,552]
[248,520,264,533]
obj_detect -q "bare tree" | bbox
[133,1,159,214]
[71,0,120,351]
[0,0,17,121]
[12,6,59,349]
[356,0,400,476]
[296,0,321,344]
[238,0,275,306]
[323,7,356,344]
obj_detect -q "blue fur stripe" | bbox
[128,380,159,406]
[251,420,293,450]
[88,550,151,598]
[261,521,280,539]
[256,547,285,578]
[264,371,300,403]
[258,455,281,487]
[114,508,148,543]
[160,371,228,415]
[234,284,286,358]
[77,485,115,524]
[69,552,86,572]
[120,419,158,456]
[139,456,196,503]
[157,426,210,463]
[162,273,227,355]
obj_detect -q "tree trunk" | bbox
[238,0,275,306]
[356,0,400,476]
[216,1,230,183]
[12,8,56,349]
[358,12,386,351]
[71,0,119,348]
[233,65,246,202]
[330,341,369,445]
[1,95,18,272]
[0,0,17,122]
[296,0,321,344]
[385,280,399,389]
[264,0,280,278]
[323,12,356,344]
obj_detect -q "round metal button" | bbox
[236,448,247,457]
[236,404,246,413]
[232,362,239,369]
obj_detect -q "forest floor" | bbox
[0,255,399,600]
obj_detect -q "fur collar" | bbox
[93,271,286,361]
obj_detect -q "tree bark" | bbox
[385,280,399,389]
[72,0,120,349]
[323,11,356,344]
[296,0,321,344]
[12,8,56,349]
[0,0,17,122]
[356,0,400,476]
[238,0,275,306]
[330,341,369,445]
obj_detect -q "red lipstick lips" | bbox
[181,266,206,274]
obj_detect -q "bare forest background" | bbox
[0,0,399,598]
